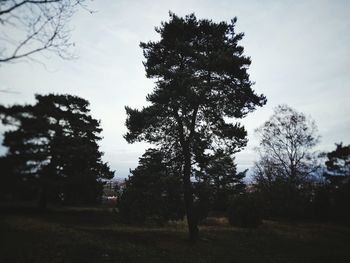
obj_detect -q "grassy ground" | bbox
[0,207,349,263]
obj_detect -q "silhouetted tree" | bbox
[0,156,24,200]
[254,105,320,185]
[325,143,350,179]
[124,13,266,240]
[197,151,246,212]
[253,105,320,218]
[118,149,184,224]
[323,143,350,221]
[0,0,89,63]
[0,94,114,208]
[227,192,263,228]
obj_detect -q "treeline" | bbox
[117,105,350,226]
[251,106,350,223]
[1,95,348,226]
[117,148,246,225]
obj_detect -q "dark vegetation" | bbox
[1,12,349,263]
[0,94,114,209]
[227,193,263,228]
[117,149,184,224]
[124,12,266,241]
[252,106,350,223]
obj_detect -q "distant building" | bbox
[101,178,126,205]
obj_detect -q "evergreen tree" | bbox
[0,94,114,208]
[325,143,350,179]
[118,149,184,223]
[323,143,350,221]
[125,13,266,240]
[191,152,246,220]
[204,151,246,212]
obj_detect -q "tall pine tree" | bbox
[125,13,266,240]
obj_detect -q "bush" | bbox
[227,193,263,228]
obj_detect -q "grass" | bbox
[0,207,349,263]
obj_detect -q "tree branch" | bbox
[0,0,61,16]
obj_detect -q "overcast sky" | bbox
[1,0,349,179]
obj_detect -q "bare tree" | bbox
[0,0,89,64]
[254,105,320,185]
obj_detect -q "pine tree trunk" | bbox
[183,147,199,242]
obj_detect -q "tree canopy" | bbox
[125,13,266,240]
[253,105,320,218]
[322,143,350,221]
[254,105,319,185]
[118,148,184,224]
[325,143,350,178]
[0,94,114,207]
[200,151,246,212]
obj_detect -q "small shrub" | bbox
[227,193,263,228]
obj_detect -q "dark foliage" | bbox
[325,143,350,178]
[124,12,266,240]
[118,149,184,224]
[315,143,350,222]
[202,151,246,212]
[192,180,211,222]
[227,193,263,228]
[0,94,114,208]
